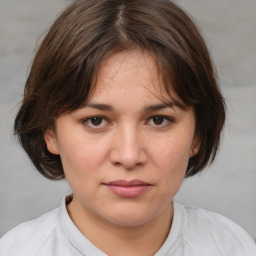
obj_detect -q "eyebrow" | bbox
[83,103,114,111]
[143,102,186,112]
[83,102,186,112]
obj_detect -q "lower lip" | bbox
[105,185,150,198]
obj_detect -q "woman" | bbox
[1,0,255,255]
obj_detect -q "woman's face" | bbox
[45,50,199,227]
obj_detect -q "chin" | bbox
[103,205,157,227]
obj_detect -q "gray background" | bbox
[0,0,255,240]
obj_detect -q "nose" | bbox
[109,125,147,170]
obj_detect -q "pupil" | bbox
[153,116,163,125]
[91,117,102,126]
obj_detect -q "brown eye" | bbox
[152,116,164,125]
[90,117,103,126]
[83,116,108,128]
[147,116,174,127]
[83,116,111,130]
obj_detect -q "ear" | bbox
[44,129,59,155]
[190,136,201,158]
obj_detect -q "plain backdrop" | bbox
[0,0,255,240]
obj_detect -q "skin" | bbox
[45,50,199,256]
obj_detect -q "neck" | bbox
[67,197,173,256]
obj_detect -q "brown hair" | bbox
[14,0,225,179]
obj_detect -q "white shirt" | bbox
[1,196,255,256]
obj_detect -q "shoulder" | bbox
[175,201,256,255]
[0,208,62,256]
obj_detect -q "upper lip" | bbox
[104,179,150,186]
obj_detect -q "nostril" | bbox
[111,155,146,170]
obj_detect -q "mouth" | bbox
[103,179,152,198]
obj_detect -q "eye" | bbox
[147,116,174,127]
[83,116,109,128]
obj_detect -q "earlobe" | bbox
[190,146,199,158]
[190,137,200,158]
[44,129,59,155]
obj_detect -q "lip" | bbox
[103,179,151,198]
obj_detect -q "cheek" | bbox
[149,137,192,182]
[153,138,191,167]
[59,144,100,195]
[146,141,188,204]
[58,137,109,178]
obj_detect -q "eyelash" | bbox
[146,115,174,127]
[82,116,110,128]
[82,115,174,129]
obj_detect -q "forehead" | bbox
[97,50,157,88]
[90,50,180,105]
